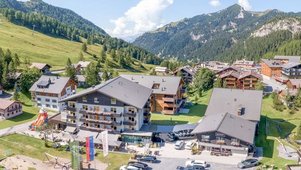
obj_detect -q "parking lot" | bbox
[144,157,256,170]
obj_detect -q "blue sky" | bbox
[42,0,301,40]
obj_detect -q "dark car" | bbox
[136,155,157,163]
[128,161,148,170]
[237,159,259,169]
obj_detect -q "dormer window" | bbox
[94,97,99,103]
[152,83,160,89]
[111,98,116,105]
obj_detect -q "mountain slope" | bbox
[0,15,154,72]
[0,0,107,36]
[133,4,301,61]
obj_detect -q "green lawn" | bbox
[256,95,301,168]
[0,134,130,170]
[150,90,212,125]
[0,93,38,130]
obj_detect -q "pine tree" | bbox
[100,48,106,62]
[78,52,84,62]
[214,77,223,88]
[13,53,20,67]
[102,69,109,82]
[81,42,87,53]
[65,58,76,80]
[85,63,100,86]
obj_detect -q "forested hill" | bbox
[0,0,107,36]
[0,0,162,66]
[133,4,301,62]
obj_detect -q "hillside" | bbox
[0,0,107,36]
[0,15,153,72]
[133,4,301,62]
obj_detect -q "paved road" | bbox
[145,157,255,170]
[0,121,32,137]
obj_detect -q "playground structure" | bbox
[30,108,48,131]
[43,152,71,170]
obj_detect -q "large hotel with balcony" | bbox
[61,77,152,133]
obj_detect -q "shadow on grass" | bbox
[185,104,207,117]
[256,115,296,158]
[8,111,36,122]
[151,120,189,125]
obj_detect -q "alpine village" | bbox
[1,0,301,170]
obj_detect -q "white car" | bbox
[185,141,196,150]
[174,140,185,150]
[185,160,209,168]
[120,165,141,170]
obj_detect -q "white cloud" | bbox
[109,0,174,40]
[209,0,221,7]
[238,0,252,10]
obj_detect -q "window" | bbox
[46,104,50,108]
[82,96,87,102]
[111,107,117,113]
[152,83,160,89]
[82,105,88,110]
[52,99,57,103]
[94,97,99,103]
[45,98,50,102]
[68,102,76,108]
[52,105,57,108]
[37,98,41,101]
[201,135,210,142]
[128,107,135,113]
[111,98,116,105]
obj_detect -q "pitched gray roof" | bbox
[29,76,71,94]
[120,74,182,95]
[61,77,152,109]
[283,62,301,69]
[205,88,263,122]
[29,63,51,70]
[192,113,256,144]
[274,56,300,63]
[261,59,282,68]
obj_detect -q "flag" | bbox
[86,136,94,161]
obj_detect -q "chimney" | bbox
[237,107,244,116]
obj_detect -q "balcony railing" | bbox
[7,107,22,112]
[123,120,137,126]
[124,112,137,117]
[66,114,76,119]
[80,126,113,132]
[162,97,175,103]
[80,117,113,125]
[66,106,76,112]
[79,109,122,117]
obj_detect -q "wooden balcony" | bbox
[80,117,113,125]
[162,97,175,103]
[124,112,137,117]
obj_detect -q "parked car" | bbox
[237,159,259,169]
[185,141,197,150]
[185,160,209,168]
[174,141,185,150]
[127,161,148,170]
[136,155,157,163]
[120,165,141,170]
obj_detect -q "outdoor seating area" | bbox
[210,148,232,157]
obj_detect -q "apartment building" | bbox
[173,65,196,84]
[282,62,301,79]
[121,75,185,115]
[218,69,261,90]
[30,76,77,111]
[0,99,22,119]
[60,77,152,132]
[192,88,263,155]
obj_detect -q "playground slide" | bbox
[30,109,48,130]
